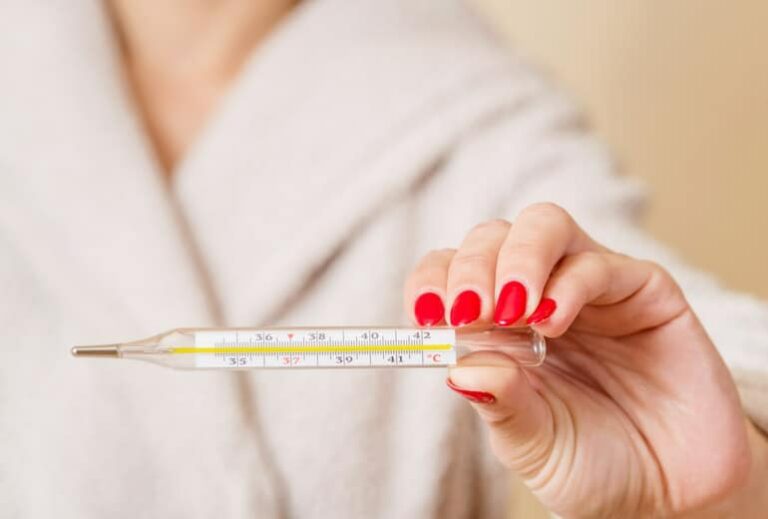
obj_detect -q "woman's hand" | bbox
[404,203,768,518]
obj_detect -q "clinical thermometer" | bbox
[71,326,546,369]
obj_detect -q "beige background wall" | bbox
[475,0,768,299]
[471,2,768,516]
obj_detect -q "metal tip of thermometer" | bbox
[71,345,120,357]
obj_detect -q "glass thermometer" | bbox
[71,326,546,370]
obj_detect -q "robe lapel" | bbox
[0,0,216,332]
[174,0,526,325]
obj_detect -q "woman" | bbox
[1,0,766,517]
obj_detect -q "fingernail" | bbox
[526,298,557,325]
[493,281,527,326]
[450,290,482,326]
[414,292,445,326]
[446,378,495,404]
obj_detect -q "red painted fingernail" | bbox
[526,298,557,325]
[450,290,481,326]
[446,378,495,404]
[414,292,445,326]
[493,281,527,326]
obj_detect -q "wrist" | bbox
[681,419,768,518]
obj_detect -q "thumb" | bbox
[447,352,554,476]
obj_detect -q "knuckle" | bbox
[450,253,494,272]
[566,269,593,298]
[470,218,510,234]
[640,260,681,297]
[499,239,547,261]
[585,251,611,271]
[517,202,578,241]
[554,253,604,293]
[583,252,613,288]
[640,259,667,277]
[564,251,609,275]
[423,248,455,261]
[419,265,449,281]
[521,201,573,223]
[413,248,455,272]
[640,259,670,282]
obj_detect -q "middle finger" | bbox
[446,219,510,327]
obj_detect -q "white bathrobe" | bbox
[1,1,767,517]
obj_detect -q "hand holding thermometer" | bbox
[71,326,545,369]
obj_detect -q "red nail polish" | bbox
[445,378,495,404]
[493,281,527,326]
[526,298,557,325]
[414,292,445,326]
[450,290,481,326]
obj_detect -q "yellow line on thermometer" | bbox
[170,344,453,354]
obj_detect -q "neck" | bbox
[108,0,296,173]
[109,0,295,82]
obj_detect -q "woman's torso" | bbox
[0,1,530,516]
